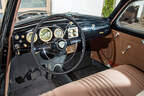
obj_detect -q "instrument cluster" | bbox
[13,26,79,52]
[25,27,79,43]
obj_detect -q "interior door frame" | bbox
[110,0,144,39]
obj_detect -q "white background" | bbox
[51,0,104,16]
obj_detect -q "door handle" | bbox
[122,45,131,55]
[141,40,144,44]
[114,32,120,39]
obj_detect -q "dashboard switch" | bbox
[15,35,19,40]
[15,44,20,49]
[23,44,28,48]
[21,35,25,39]
[19,40,23,43]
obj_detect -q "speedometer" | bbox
[54,28,64,38]
[26,32,38,43]
[39,28,53,42]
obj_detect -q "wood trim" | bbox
[0,0,8,13]
[1,0,7,11]
[46,0,51,15]
[18,8,46,12]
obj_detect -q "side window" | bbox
[117,0,144,34]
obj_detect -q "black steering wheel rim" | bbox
[31,14,86,75]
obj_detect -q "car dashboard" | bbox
[12,13,110,55]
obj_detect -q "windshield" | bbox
[17,0,120,21]
[0,0,120,22]
[17,0,49,21]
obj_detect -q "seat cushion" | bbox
[41,65,144,96]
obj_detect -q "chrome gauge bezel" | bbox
[26,32,38,43]
[39,27,53,42]
[54,28,64,38]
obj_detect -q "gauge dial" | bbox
[26,32,38,43]
[39,28,53,42]
[68,27,79,38]
[54,28,64,38]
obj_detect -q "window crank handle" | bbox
[122,45,131,55]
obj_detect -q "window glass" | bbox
[0,13,3,18]
[20,0,46,8]
[17,0,48,21]
[117,0,144,33]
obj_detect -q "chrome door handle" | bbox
[114,32,120,39]
[141,40,144,44]
[122,45,131,55]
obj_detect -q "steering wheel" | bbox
[31,14,86,75]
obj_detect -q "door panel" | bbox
[90,29,144,71]
[112,29,144,71]
[111,0,144,70]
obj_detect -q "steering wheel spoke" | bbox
[66,37,81,46]
[34,44,52,52]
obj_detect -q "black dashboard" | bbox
[12,13,110,55]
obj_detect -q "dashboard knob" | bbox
[19,40,23,43]
[21,35,25,39]
[23,44,28,48]
[15,44,20,49]
[15,35,19,40]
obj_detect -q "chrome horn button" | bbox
[57,39,67,49]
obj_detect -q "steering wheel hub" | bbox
[57,39,67,49]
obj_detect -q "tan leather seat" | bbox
[41,65,144,96]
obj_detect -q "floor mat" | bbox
[12,77,56,96]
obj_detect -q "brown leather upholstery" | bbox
[41,65,144,96]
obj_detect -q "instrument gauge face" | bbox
[68,27,78,38]
[54,28,64,38]
[26,32,38,43]
[39,28,53,42]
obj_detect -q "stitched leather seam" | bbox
[52,91,56,96]
[78,80,94,96]
[98,73,124,96]
[84,76,104,96]
[93,74,120,96]
[86,75,109,96]
[81,78,98,96]
[96,74,122,96]
[122,66,144,88]
[89,75,113,96]
[125,70,144,88]
[117,68,144,89]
